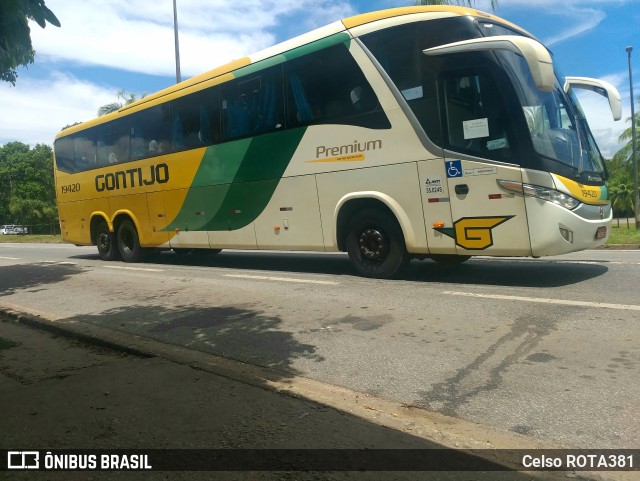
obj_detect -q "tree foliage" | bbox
[0,0,60,86]
[0,142,57,232]
[98,90,147,116]
[608,98,639,226]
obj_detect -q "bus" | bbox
[53,6,621,279]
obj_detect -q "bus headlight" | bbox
[497,180,581,210]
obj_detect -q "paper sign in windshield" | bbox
[463,118,489,139]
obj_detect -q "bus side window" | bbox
[131,105,171,159]
[74,132,96,171]
[171,87,220,151]
[440,71,512,161]
[56,137,74,172]
[97,118,130,166]
[221,66,284,141]
[284,43,386,129]
[54,136,75,173]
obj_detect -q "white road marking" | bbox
[0,256,20,260]
[103,265,164,272]
[223,274,339,285]
[38,260,77,266]
[443,291,640,311]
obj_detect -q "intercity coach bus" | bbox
[53,6,621,279]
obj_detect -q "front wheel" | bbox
[117,219,146,263]
[96,222,119,261]
[345,209,409,279]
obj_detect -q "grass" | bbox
[0,234,63,244]
[608,222,640,246]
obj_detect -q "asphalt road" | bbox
[1,243,638,450]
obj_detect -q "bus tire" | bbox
[345,208,409,279]
[96,221,119,261]
[117,219,146,263]
[430,254,471,265]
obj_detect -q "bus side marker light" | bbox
[274,226,281,231]
[433,222,445,229]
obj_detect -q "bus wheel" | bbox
[430,254,471,265]
[346,209,409,279]
[117,219,146,263]
[96,222,119,261]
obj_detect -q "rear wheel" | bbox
[345,209,409,279]
[117,219,146,263]
[95,221,119,261]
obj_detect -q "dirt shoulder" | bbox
[0,314,626,481]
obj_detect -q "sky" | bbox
[1,0,638,158]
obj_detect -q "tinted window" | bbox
[441,71,513,161]
[131,105,171,159]
[74,131,97,171]
[54,136,74,173]
[221,66,284,141]
[284,43,388,129]
[361,18,478,144]
[171,87,221,151]
[97,118,130,166]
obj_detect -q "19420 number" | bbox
[61,183,80,194]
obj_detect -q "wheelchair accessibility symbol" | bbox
[446,160,463,178]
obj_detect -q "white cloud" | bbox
[30,0,356,77]
[0,72,115,145]
[543,8,606,47]
[498,0,632,46]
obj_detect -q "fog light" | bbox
[559,227,573,243]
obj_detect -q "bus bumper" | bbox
[526,197,612,257]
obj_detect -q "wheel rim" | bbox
[358,228,388,261]
[97,232,111,253]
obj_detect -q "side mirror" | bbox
[564,77,622,121]
[423,35,555,93]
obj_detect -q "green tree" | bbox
[617,106,640,165]
[610,99,640,226]
[98,89,146,116]
[0,142,57,231]
[609,180,634,229]
[415,0,498,10]
[0,0,60,85]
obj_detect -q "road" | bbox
[1,243,639,451]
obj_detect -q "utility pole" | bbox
[627,46,639,229]
[173,0,181,83]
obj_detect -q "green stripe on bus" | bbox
[165,127,307,232]
[233,32,351,79]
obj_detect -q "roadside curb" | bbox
[0,306,634,481]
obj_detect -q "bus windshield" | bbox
[495,50,605,176]
[477,22,605,177]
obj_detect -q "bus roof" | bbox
[56,6,531,139]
